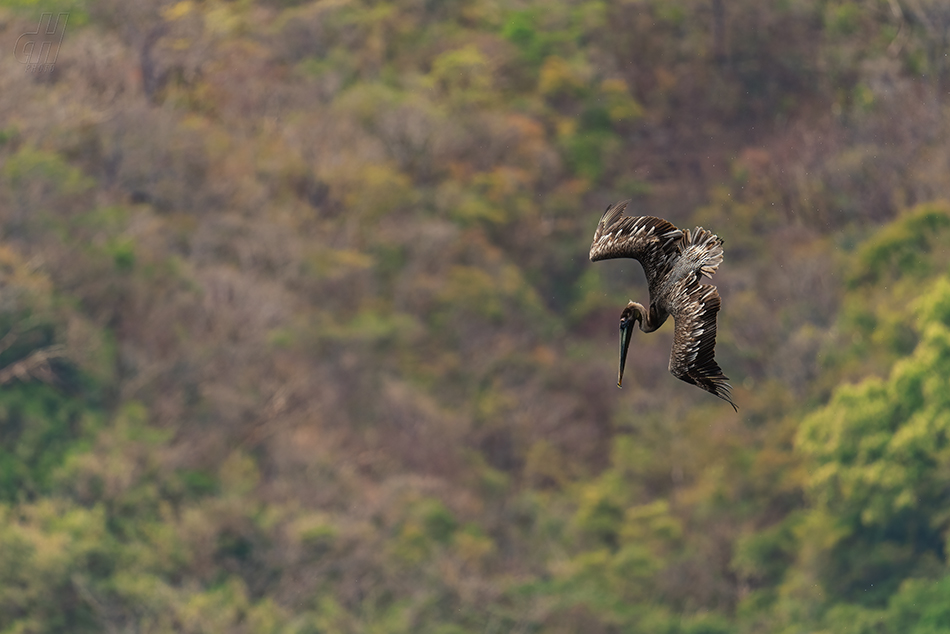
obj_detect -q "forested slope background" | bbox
[2,0,950,631]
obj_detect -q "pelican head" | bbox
[618,301,643,388]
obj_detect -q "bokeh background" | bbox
[2,0,950,631]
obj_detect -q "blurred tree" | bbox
[4,0,950,632]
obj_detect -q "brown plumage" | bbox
[590,200,736,410]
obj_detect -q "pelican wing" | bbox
[589,200,684,289]
[668,283,736,410]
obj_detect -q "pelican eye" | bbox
[619,318,627,330]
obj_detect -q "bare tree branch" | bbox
[0,344,66,386]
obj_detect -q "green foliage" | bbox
[600,78,645,124]
[107,238,136,272]
[1,146,94,234]
[0,248,105,504]
[2,146,92,196]
[177,469,218,498]
[430,45,494,106]
[0,384,99,502]
[884,575,950,634]
[560,129,615,182]
[0,0,89,24]
[817,202,950,389]
[316,307,420,348]
[418,498,457,543]
[795,276,950,609]
[501,10,570,66]
[848,202,950,289]
[824,2,863,36]
[732,513,801,587]
[539,55,590,99]
[290,513,337,553]
[0,126,18,147]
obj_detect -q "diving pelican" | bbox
[589,200,736,410]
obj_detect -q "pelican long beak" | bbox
[618,319,633,388]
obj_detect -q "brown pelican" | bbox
[589,200,737,410]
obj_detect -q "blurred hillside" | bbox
[2,0,950,631]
